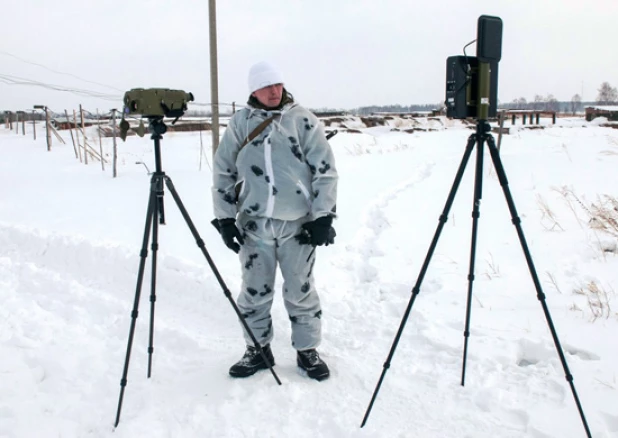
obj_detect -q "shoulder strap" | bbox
[240,116,275,148]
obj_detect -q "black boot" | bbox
[229,344,275,378]
[297,349,330,381]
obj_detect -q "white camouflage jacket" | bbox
[212,97,338,222]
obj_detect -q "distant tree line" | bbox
[505,82,618,114]
[352,103,438,115]
[309,103,440,116]
[502,95,579,114]
[310,81,618,117]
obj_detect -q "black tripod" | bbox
[360,120,591,437]
[114,117,281,427]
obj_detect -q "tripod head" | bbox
[147,117,168,138]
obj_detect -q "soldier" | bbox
[212,61,338,381]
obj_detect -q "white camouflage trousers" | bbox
[235,213,322,351]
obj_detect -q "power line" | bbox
[0,73,122,101]
[0,66,241,111]
[0,50,125,92]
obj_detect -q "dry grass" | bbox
[553,186,586,228]
[588,195,618,239]
[555,188,618,242]
[561,143,573,161]
[483,253,501,280]
[536,194,565,231]
[545,271,563,294]
[548,188,618,321]
[343,139,411,156]
[572,280,614,322]
[599,149,618,156]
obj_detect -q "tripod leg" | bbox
[147,183,161,378]
[460,129,485,386]
[485,134,592,438]
[154,171,166,225]
[162,176,282,386]
[361,132,477,428]
[115,185,157,427]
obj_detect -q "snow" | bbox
[1,118,617,438]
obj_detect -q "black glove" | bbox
[296,216,336,246]
[213,218,245,253]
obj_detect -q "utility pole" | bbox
[209,0,220,156]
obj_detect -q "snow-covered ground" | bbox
[1,116,617,437]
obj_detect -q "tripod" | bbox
[114,117,281,427]
[360,120,591,437]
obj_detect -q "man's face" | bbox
[252,83,284,108]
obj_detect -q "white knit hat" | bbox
[248,61,284,94]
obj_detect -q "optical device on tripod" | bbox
[113,88,281,428]
[445,15,501,120]
[361,16,592,437]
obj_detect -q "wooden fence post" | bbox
[20,112,26,135]
[497,110,506,152]
[80,105,88,164]
[45,108,51,151]
[64,110,78,158]
[32,110,36,140]
[97,109,105,171]
[111,109,118,178]
[199,121,204,171]
[73,110,82,162]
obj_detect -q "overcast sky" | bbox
[1,0,617,113]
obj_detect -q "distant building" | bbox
[585,105,618,122]
[312,110,347,117]
[51,116,98,130]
